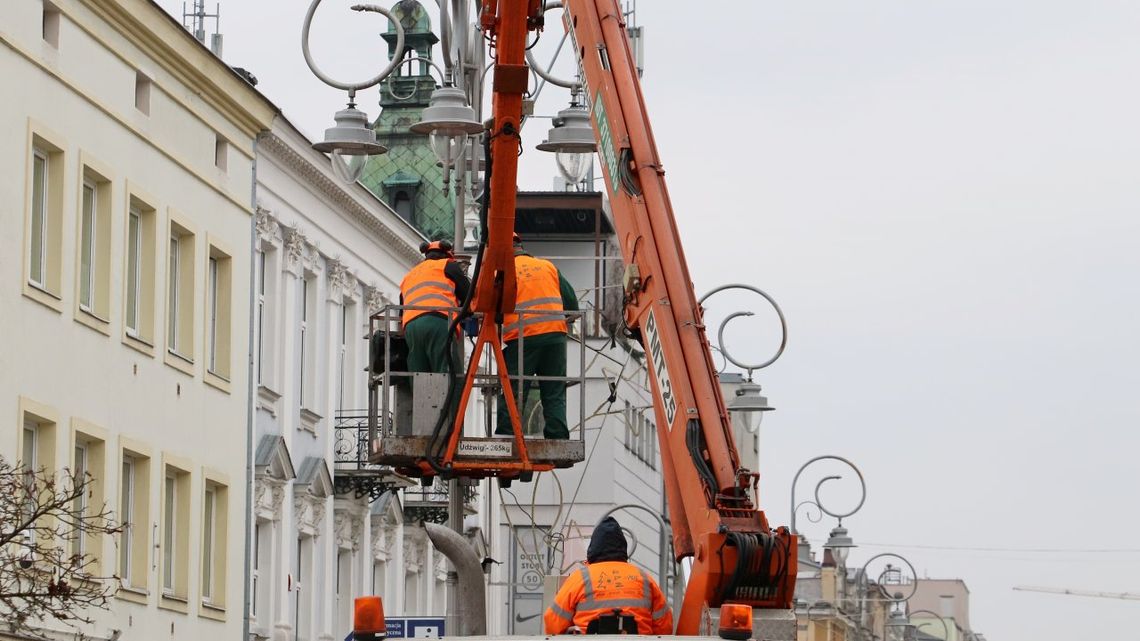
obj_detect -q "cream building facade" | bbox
[0,0,274,639]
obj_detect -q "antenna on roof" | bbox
[182,0,223,57]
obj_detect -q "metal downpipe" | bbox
[424,522,487,636]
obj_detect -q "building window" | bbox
[21,423,39,544]
[214,135,228,171]
[70,442,88,557]
[134,72,151,115]
[42,2,60,47]
[393,191,413,220]
[167,221,195,361]
[201,481,228,606]
[119,457,134,581]
[623,403,656,469]
[78,181,96,311]
[295,535,314,641]
[337,303,354,411]
[118,448,150,590]
[256,250,266,384]
[161,464,190,600]
[125,208,142,333]
[29,151,49,288]
[252,521,271,620]
[27,137,63,297]
[77,166,111,320]
[336,549,351,631]
[206,245,232,380]
[202,487,216,601]
[298,276,316,409]
[124,196,157,343]
[162,474,175,593]
[18,404,58,556]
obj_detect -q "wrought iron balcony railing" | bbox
[333,410,410,501]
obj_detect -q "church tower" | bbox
[360,0,456,241]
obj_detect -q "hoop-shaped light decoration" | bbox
[698,283,788,374]
[301,1,406,184]
[789,455,867,535]
[857,553,920,604]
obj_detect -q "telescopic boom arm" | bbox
[474,0,797,632]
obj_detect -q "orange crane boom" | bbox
[458,0,798,632]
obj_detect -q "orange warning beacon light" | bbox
[717,603,754,640]
[353,596,386,641]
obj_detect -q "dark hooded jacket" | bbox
[586,516,628,563]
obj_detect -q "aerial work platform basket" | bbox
[365,304,586,481]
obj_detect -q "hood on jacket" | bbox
[587,516,629,563]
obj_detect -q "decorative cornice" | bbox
[326,258,358,302]
[255,206,281,244]
[364,285,392,317]
[260,133,422,265]
[334,509,364,552]
[282,225,319,276]
[294,493,327,537]
[254,477,286,520]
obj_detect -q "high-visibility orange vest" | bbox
[503,254,567,341]
[543,562,674,635]
[400,259,459,327]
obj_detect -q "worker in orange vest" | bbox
[399,240,469,373]
[544,516,673,635]
[495,233,578,439]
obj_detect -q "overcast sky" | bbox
[159,1,1140,638]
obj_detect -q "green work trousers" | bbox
[495,332,569,439]
[405,314,460,374]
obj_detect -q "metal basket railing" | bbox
[366,304,587,460]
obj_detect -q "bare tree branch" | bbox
[0,456,123,636]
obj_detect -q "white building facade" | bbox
[0,0,274,639]
[250,116,459,641]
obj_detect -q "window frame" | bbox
[119,456,134,582]
[204,240,234,390]
[25,126,66,309]
[29,150,49,290]
[74,155,114,329]
[158,457,191,609]
[122,188,159,352]
[116,438,152,600]
[164,214,197,374]
[71,441,89,558]
[78,179,97,313]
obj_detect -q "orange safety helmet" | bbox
[419,239,455,258]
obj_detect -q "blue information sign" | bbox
[385,617,446,639]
